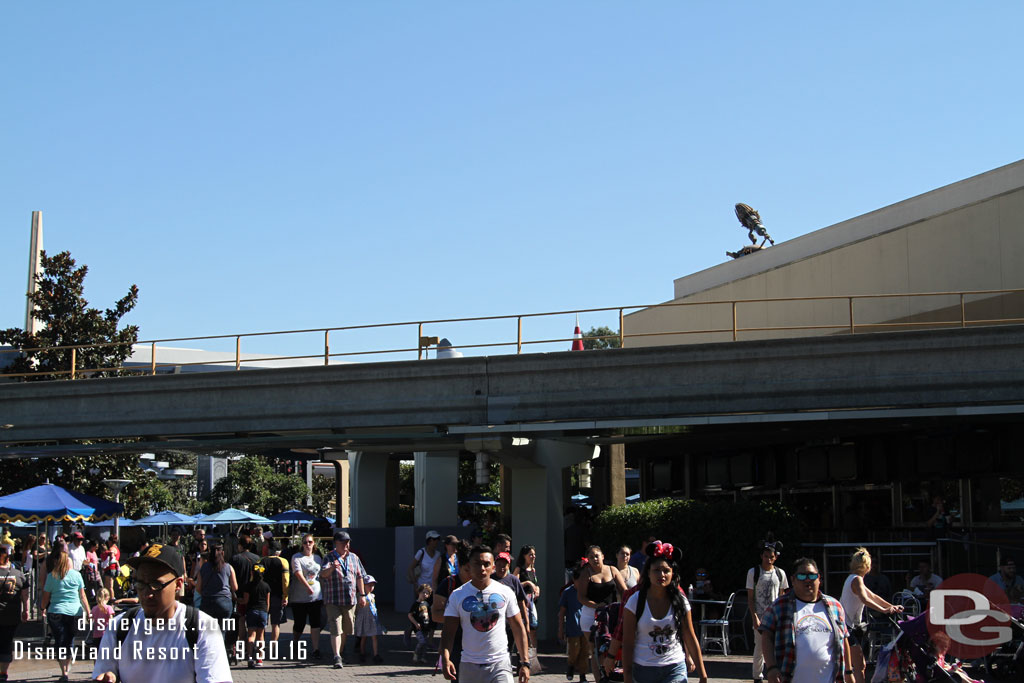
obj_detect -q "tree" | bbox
[0,250,139,380]
[583,325,621,350]
[207,455,311,517]
[0,248,172,516]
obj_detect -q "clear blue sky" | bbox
[3,3,1022,360]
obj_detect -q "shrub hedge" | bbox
[589,497,807,595]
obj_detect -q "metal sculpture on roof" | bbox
[727,203,775,259]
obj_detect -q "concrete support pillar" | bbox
[325,457,350,529]
[414,451,459,527]
[502,439,598,641]
[350,451,388,528]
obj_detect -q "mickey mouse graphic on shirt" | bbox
[462,590,508,632]
[647,625,677,656]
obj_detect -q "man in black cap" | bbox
[92,543,232,683]
[260,539,290,646]
[319,531,367,668]
[229,536,261,648]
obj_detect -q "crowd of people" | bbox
[0,522,1021,683]
[0,525,390,681]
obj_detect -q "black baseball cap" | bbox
[126,543,186,578]
[333,531,352,542]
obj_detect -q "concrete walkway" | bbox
[9,612,755,683]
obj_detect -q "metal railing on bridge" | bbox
[1,287,1022,381]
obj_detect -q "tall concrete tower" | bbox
[25,211,43,335]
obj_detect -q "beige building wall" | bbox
[625,160,1024,347]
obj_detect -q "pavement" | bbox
[7,611,756,683]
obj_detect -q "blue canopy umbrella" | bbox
[199,508,275,525]
[85,517,138,527]
[0,484,124,522]
[135,511,196,526]
[270,509,320,523]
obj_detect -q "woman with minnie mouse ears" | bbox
[621,541,706,683]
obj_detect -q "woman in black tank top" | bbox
[587,576,616,605]
[574,545,628,683]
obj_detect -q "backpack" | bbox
[116,605,200,651]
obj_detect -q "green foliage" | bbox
[590,497,805,592]
[310,474,336,518]
[583,326,621,350]
[0,250,139,380]
[399,461,415,502]
[387,505,415,527]
[1000,476,1024,503]
[207,455,311,517]
[458,456,501,502]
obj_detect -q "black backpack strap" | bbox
[184,605,200,650]
[116,606,142,646]
[635,586,648,622]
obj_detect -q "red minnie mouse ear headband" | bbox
[648,540,682,563]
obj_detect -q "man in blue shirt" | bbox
[557,581,589,682]
[990,557,1024,602]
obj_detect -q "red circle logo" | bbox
[925,573,1012,659]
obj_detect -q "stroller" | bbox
[872,613,969,683]
[980,605,1024,682]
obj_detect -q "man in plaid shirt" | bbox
[319,531,367,669]
[760,558,853,683]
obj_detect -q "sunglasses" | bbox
[133,576,178,594]
[795,572,819,581]
[696,573,707,577]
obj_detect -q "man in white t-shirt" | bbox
[747,542,789,682]
[441,545,530,683]
[92,543,232,683]
[760,558,853,683]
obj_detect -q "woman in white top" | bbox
[617,545,641,592]
[839,548,903,683]
[622,541,706,683]
[408,531,442,588]
[290,534,324,659]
